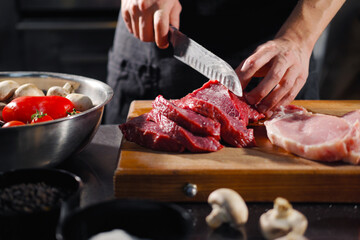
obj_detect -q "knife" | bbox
[168,26,243,97]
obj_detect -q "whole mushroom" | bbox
[47,82,75,97]
[13,83,44,98]
[206,188,248,229]
[0,80,19,101]
[260,197,308,240]
[66,93,93,112]
[47,86,68,97]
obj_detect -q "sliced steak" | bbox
[119,113,185,152]
[187,80,264,124]
[147,109,223,152]
[264,105,354,162]
[175,96,256,147]
[229,91,265,123]
[152,95,221,140]
[248,106,266,122]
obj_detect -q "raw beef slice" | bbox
[147,109,223,152]
[264,105,355,162]
[174,96,256,147]
[187,80,264,124]
[119,114,185,152]
[152,95,221,140]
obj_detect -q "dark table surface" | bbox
[58,124,360,240]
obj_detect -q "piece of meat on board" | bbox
[187,80,264,124]
[152,95,221,140]
[264,105,355,162]
[119,113,185,152]
[174,96,256,148]
[147,109,223,152]
[342,110,360,164]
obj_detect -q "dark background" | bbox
[0,0,120,83]
[0,0,359,100]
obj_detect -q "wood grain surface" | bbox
[114,100,360,202]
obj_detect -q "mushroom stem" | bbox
[206,188,248,229]
[62,82,75,93]
[260,197,308,240]
[206,204,231,228]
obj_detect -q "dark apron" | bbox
[105,0,319,124]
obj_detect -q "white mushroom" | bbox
[46,82,75,97]
[62,82,75,94]
[47,86,68,97]
[206,188,248,229]
[260,197,308,240]
[66,93,93,112]
[13,83,44,98]
[0,80,19,101]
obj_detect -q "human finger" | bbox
[238,41,279,81]
[129,2,141,38]
[270,75,306,113]
[256,66,298,113]
[121,1,134,34]
[154,9,170,48]
[235,60,250,90]
[139,14,154,42]
[246,55,291,105]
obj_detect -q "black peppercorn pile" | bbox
[0,182,69,214]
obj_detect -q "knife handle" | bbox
[168,25,189,52]
[168,25,177,44]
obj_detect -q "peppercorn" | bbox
[0,182,70,215]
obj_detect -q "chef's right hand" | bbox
[121,0,182,49]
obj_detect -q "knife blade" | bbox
[168,26,243,97]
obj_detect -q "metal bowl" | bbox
[0,72,113,171]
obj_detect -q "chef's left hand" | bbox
[236,37,311,117]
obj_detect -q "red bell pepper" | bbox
[2,96,75,123]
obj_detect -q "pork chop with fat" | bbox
[264,105,356,162]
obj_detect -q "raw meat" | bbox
[264,105,356,162]
[120,80,264,153]
[152,95,221,140]
[174,96,256,147]
[342,110,360,164]
[343,109,360,125]
[229,91,265,123]
[187,80,264,124]
[147,109,223,152]
[119,114,185,152]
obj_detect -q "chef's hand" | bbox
[236,37,311,117]
[121,0,182,49]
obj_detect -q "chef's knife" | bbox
[168,26,243,97]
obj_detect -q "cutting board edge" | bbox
[114,170,360,203]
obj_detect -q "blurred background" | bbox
[0,0,359,100]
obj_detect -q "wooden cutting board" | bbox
[114,100,360,203]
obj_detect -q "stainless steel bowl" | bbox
[0,72,113,171]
